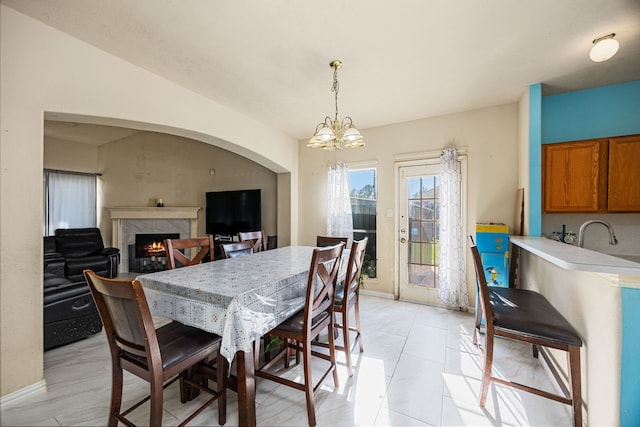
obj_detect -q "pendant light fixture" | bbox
[307,60,364,150]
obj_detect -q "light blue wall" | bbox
[542,80,640,143]
[621,286,640,427]
[528,80,640,236]
[528,84,542,237]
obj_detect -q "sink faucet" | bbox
[577,219,619,248]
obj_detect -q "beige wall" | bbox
[0,5,298,399]
[298,103,520,302]
[97,132,278,242]
[44,138,99,173]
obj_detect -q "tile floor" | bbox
[1,294,574,426]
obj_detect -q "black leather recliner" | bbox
[52,228,120,282]
[43,228,119,350]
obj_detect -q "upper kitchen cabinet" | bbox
[608,134,640,212]
[542,139,607,213]
[542,135,640,213]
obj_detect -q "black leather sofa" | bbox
[43,228,120,350]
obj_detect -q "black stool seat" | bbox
[490,287,583,347]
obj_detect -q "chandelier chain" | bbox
[332,66,340,120]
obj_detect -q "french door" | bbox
[397,163,441,304]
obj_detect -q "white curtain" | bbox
[45,170,97,235]
[437,148,468,307]
[326,163,354,242]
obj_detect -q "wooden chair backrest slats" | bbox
[304,243,344,332]
[165,236,214,269]
[316,235,348,247]
[238,230,266,253]
[468,236,495,335]
[342,238,368,305]
[84,270,161,365]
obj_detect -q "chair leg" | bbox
[302,339,317,427]
[568,346,582,427]
[479,334,494,407]
[149,374,164,427]
[327,320,339,388]
[341,311,353,377]
[354,299,364,352]
[108,365,124,427]
[473,304,482,345]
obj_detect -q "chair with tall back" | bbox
[316,235,348,247]
[255,243,344,427]
[314,237,368,377]
[468,236,583,427]
[238,230,266,253]
[165,236,214,269]
[83,270,226,427]
[220,241,254,259]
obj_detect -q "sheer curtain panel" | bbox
[437,148,468,307]
[326,163,354,243]
[44,170,97,235]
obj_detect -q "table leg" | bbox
[236,350,256,427]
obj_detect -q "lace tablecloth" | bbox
[137,246,343,363]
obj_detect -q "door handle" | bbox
[400,237,406,243]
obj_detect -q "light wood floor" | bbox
[1,294,574,426]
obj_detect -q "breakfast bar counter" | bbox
[510,236,640,427]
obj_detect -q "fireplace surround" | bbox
[109,207,201,273]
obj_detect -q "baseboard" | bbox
[359,289,394,299]
[0,380,47,410]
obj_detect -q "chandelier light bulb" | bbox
[590,33,619,62]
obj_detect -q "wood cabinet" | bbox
[542,134,640,213]
[542,139,607,213]
[608,135,640,211]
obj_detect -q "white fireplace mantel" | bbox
[109,207,201,272]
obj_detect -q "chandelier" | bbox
[307,60,364,150]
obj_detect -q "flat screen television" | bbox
[205,189,261,236]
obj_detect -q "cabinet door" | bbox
[608,135,640,212]
[542,139,607,213]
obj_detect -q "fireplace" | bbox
[108,206,201,273]
[129,232,179,273]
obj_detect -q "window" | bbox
[44,170,97,235]
[349,168,376,278]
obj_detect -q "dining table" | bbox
[136,245,347,426]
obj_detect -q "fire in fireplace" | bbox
[129,233,180,273]
[135,233,180,258]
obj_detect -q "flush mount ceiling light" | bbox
[307,60,364,150]
[590,33,619,62]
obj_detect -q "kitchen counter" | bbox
[510,236,640,278]
[511,235,640,426]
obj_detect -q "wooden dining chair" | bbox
[238,230,266,253]
[255,243,344,427]
[83,270,226,427]
[220,241,254,259]
[316,235,348,247]
[314,237,368,377]
[468,236,583,427]
[165,236,214,269]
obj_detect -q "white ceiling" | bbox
[5,0,640,144]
